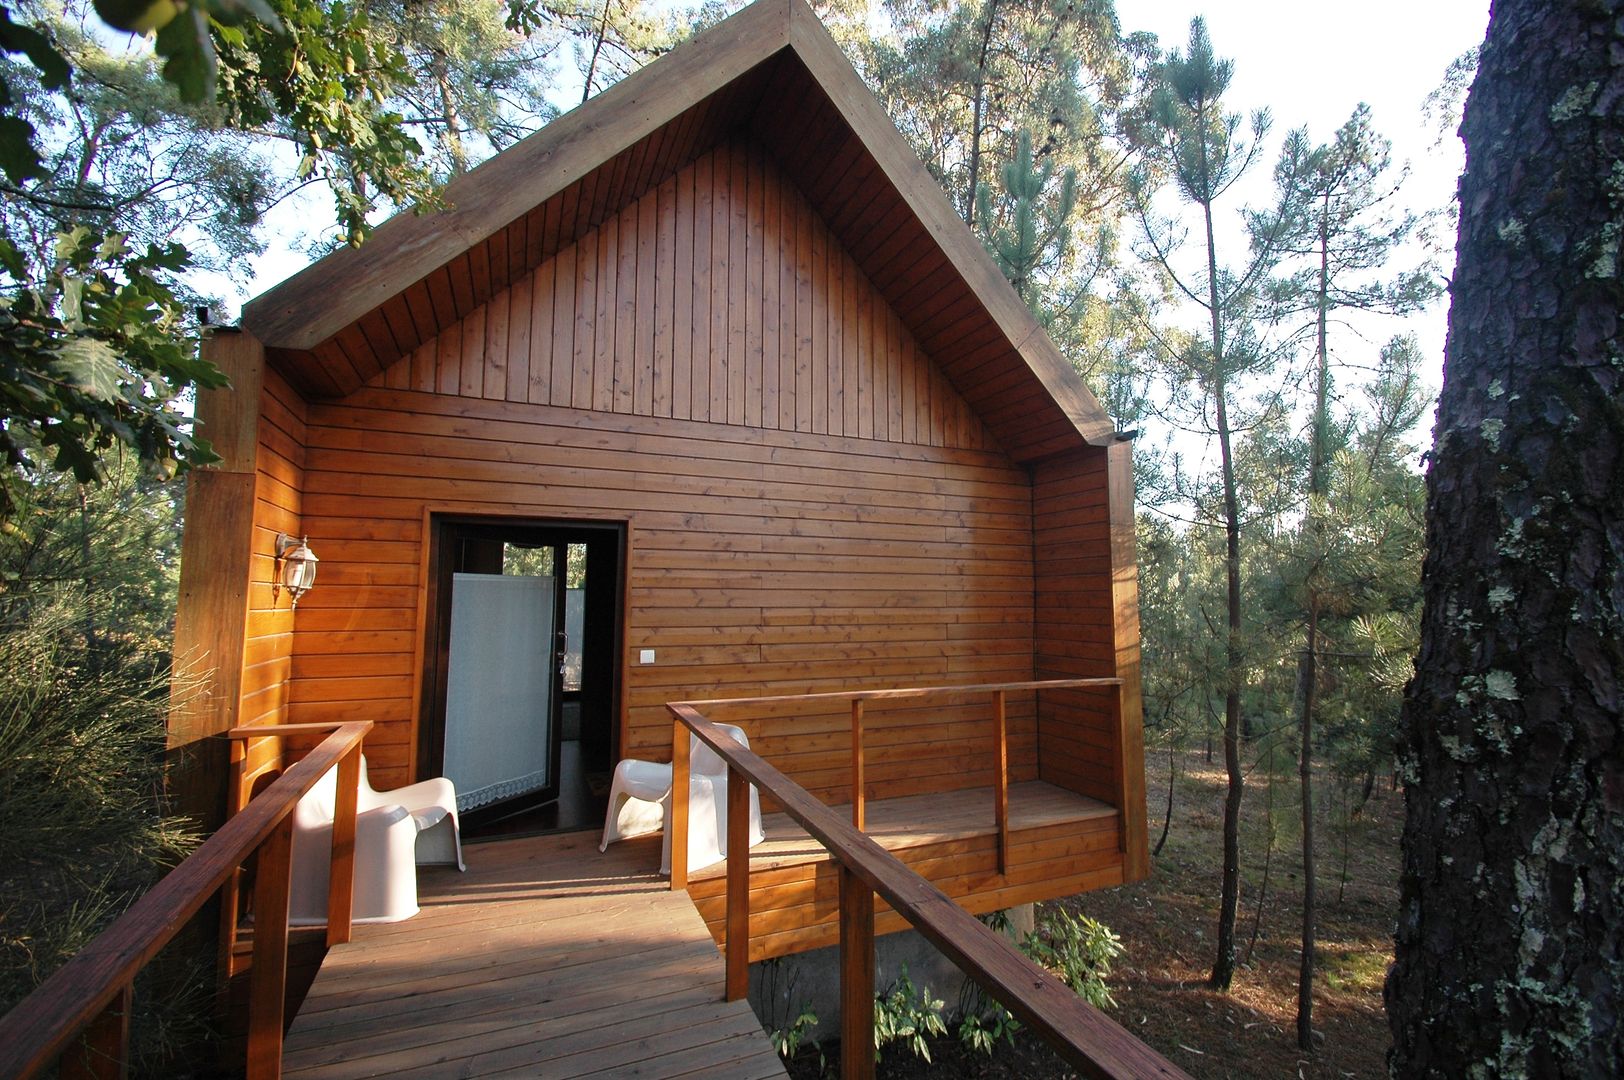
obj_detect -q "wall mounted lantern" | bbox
[274,533,319,608]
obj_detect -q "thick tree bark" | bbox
[1385,2,1624,1075]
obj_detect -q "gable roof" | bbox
[241,0,1116,461]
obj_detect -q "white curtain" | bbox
[444,573,555,811]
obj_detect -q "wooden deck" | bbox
[281,831,787,1079]
[687,781,1122,960]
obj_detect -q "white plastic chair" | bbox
[598,723,764,874]
[289,755,466,925]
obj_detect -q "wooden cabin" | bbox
[169,0,1149,965]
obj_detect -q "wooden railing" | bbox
[667,682,1190,1080]
[0,721,371,1080]
[668,678,1126,888]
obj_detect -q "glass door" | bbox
[436,528,566,817]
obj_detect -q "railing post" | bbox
[59,984,130,1080]
[993,689,1009,877]
[839,864,875,1080]
[327,747,361,947]
[218,737,248,995]
[246,813,293,1080]
[850,698,865,831]
[725,763,750,1001]
[1113,683,1129,855]
[670,717,689,891]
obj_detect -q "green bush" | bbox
[0,461,207,1072]
[1022,906,1124,1009]
[873,965,946,1063]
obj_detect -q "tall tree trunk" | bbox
[1200,129,1245,993]
[1153,742,1177,857]
[1386,1,1623,1074]
[431,50,468,177]
[963,0,1002,228]
[581,0,616,105]
[1296,196,1332,1053]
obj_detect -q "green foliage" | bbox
[214,0,440,243]
[975,128,1077,305]
[0,597,197,1011]
[0,227,225,521]
[872,964,946,1064]
[1021,906,1123,1008]
[0,453,210,1066]
[957,999,1021,1056]
[0,447,185,652]
[769,1003,822,1067]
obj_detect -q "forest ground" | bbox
[784,748,1405,1078]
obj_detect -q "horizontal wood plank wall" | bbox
[237,366,310,792]
[1032,447,1120,806]
[291,139,1036,796]
[687,798,1123,960]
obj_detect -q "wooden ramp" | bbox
[281,831,787,1080]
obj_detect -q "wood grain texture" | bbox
[283,152,1064,794]
[169,331,266,751]
[726,764,750,1001]
[279,831,787,1080]
[242,0,793,355]
[1033,448,1130,815]
[839,863,875,1080]
[1106,441,1149,881]
[685,780,1119,959]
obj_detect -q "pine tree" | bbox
[1272,106,1440,1050]
[974,129,1077,307]
[1129,16,1300,992]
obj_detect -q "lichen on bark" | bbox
[1385,1,1624,1076]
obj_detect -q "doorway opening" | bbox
[422,517,625,840]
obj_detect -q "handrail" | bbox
[675,677,1125,880]
[677,676,1123,709]
[0,721,371,1080]
[667,695,1188,1080]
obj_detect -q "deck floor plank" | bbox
[282,831,785,1079]
[283,784,1115,1078]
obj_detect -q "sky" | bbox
[1112,0,1489,389]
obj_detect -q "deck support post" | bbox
[850,699,865,830]
[60,983,130,1080]
[993,689,1009,877]
[327,748,361,947]
[670,718,689,891]
[247,814,293,1080]
[838,864,875,1080]
[725,764,751,1001]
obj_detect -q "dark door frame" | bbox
[419,514,628,817]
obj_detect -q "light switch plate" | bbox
[639,649,656,664]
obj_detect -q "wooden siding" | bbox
[277,140,1066,798]
[371,140,989,449]
[1032,448,1124,808]
[235,367,311,793]
[686,783,1122,959]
